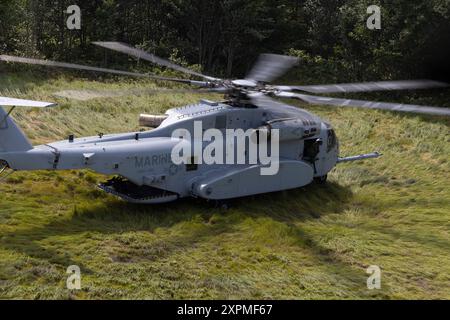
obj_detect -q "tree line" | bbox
[0,0,449,82]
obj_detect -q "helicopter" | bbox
[0,42,449,204]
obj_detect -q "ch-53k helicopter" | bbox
[0,42,449,204]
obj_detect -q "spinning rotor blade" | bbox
[249,93,321,120]
[276,91,450,116]
[275,80,449,94]
[0,55,210,87]
[246,54,299,83]
[93,42,219,81]
[54,87,224,101]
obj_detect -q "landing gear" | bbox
[212,200,231,210]
[0,160,14,182]
[98,177,179,204]
[314,175,328,184]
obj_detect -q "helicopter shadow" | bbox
[0,181,354,276]
[230,183,373,290]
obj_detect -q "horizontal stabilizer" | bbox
[0,97,57,108]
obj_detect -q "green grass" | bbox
[0,71,449,299]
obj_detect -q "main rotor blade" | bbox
[276,91,450,116]
[275,80,449,94]
[246,54,299,83]
[93,42,219,81]
[249,93,322,120]
[0,55,210,87]
[54,87,225,101]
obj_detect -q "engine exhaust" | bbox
[139,114,168,127]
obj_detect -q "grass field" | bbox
[0,71,449,299]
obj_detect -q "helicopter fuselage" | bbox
[1,100,341,203]
[0,44,443,204]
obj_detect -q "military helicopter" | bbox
[0,42,449,204]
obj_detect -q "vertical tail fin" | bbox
[0,107,33,152]
[0,97,56,152]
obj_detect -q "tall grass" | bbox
[0,71,449,299]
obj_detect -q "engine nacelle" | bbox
[139,114,168,127]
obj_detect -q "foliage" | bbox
[0,1,449,300]
[0,74,449,299]
[0,0,449,80]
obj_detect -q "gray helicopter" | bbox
[0,42,449,204]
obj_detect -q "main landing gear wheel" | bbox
[212,200,231,210]
[314,175,328,184]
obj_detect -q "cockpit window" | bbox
[327,129,337,152]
